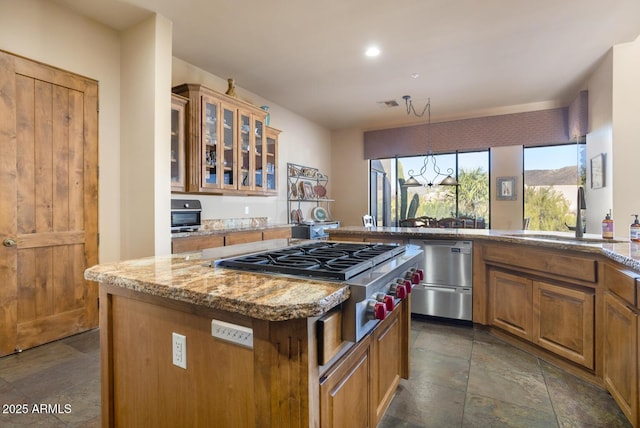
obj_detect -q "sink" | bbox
[503,233,625,244]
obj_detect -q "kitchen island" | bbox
[84,239,411,427]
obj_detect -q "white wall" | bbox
[0,0,122,263]
[584,51,614,234]
[330,128,368,226]
[120,14,173,259]
[171,58,332,224]
[612,35,640,238]
[490,146,524,229]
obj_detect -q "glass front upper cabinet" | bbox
[253,117,264,190]
[201,95,220,190]
[265,127,280,193]
[171,94,188,192]
[239,110,254,191]
[221,106,236,189]
[172,83,277,195]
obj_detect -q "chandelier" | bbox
[401,95,458,187]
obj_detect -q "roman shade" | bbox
[364,107,574,160]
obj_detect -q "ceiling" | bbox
[54,0,640,131]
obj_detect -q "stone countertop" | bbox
[85,229,640,324]
[84,239,349,321]
[171,223,292,239]
[331,226,640,271]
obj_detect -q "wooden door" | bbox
[0,51,98,356]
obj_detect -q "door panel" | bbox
[0,50,98,356]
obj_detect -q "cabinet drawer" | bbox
[262,227,291,240]
[225,231,263,246]
[172,234,224,253]
[604,263,639,307]
[484,244,597,283]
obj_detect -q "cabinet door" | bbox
[200,94,221,190]
[252,116,264,190]
[171,94,187,192]
[238,110,254,190]
[221,105,236,189]
[371,307,401,425]
[489,270,533,340]
[320,336,371,428]
[604,292,638,425]
[265,127,279,192]
[532,281,595,369]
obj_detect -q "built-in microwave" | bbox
[171,199,202,232]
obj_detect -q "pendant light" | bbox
[401,95,458,187]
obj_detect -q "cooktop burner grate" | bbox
[216,242,405,280]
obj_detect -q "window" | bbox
[523,143,586,231]
[370,151,489,227]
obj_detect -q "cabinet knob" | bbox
[3,238,17,247]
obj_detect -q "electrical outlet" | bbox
[172,332,187,369]
[244,206,249,215]
[212,320,253,349]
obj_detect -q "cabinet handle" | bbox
[3,238,17,247]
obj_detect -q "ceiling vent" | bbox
[377,99,399,108]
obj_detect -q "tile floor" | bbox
[0,318,631,427]
[380,318,631,428]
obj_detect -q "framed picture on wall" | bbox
[496,176,517,201]
[590,153,605,189]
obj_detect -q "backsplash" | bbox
[201,217,268,231]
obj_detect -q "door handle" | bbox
[3,238,16,247]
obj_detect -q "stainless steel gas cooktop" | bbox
[215,241,406,281]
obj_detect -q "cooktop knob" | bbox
[389,283,407,299]
[406,270,421,285]
[382,294,395,311]
[366,300,387,321]
[416,268,425,281]
[397,278,412,293]
[374,292,395,311]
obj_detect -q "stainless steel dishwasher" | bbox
[409,239,473,321]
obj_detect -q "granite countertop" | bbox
[85,229,640,323]
[84,239,349,321]
[332,226,640,271]
[172,223,292,239]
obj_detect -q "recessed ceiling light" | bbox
[365,46,380,57]
[411,73,420,79]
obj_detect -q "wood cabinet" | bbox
[261,127,280,193]
[371,303,403,423]
[603,264,639,427]
[319,297,408,427]
[171,94,188,192]
[487,267,595,369]
[489,270,533,341]
[171,234,225,253]
[320,335,372,428]
[172,83,277,195]
[533,280,594,369]
[171,226,292,253]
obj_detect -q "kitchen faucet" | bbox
[575,186,586,238]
